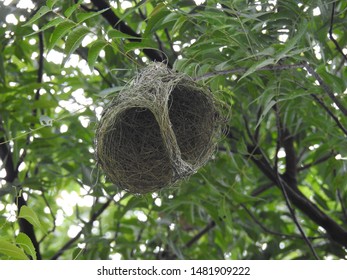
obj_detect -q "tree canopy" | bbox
[0,0,347,260]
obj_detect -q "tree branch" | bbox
[273,106,319,259]
[310,94,347,136]
[329,2,347,62]
[185,220,216,248]
[0,134,42,259]
[247,144,347,248]
[51,198,113,260]
[304,62,347,116]
[90,0,167,64]
[337,189,347,223]
[241,204,324,240]
[298,152,335,172]
[194,63,304,81]
[38,189,56,244]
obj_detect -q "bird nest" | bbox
[95,63,222,194]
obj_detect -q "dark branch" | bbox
[273,106,318,259]
[310,94,347,137]
[247,144,347,248]
[304,62,347,116]
[329,2,347,62]
[276,174,319,259]
[51,198,113,260]
[241,204,324,240]
[194,63,304,81]
[282,129,298,189]
[90,0,167,64]
[185,220,216,248]
[0,135,42,259]
[251,182,274,196]
[298,152,334,171]
[337,190,347,223]
[38,189,56,244]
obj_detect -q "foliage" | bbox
[0,0,347,260]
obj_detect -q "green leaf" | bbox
[25,17,66,37]
[16,233,37,260]
[62,26,90,66]
[124,40,157,53]
[76,8,110,23]
[275,22,308,61]
[34,99,57,109]
[18,205,42,230]
[256,99,277,129]
[219,196,233,230]
[48,20,76,50]
[87,40,108,69]
[143,3,170,37]
[64,1,83,18]
[0,240,29,260]
[172,15,187,35]
[46,0,57,9]
[108,29,139,40]
[98,86,124,98]
[240,58,275,80]
[0,184,15,197]
[40,17,66,32]
[22,6,51,26]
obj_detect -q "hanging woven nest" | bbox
[95,62,223,194]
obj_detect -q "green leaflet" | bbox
[62,25,90,66]
[124,41,157,53]
[25,17,66,37]
[0,239,29,260]
[40,17,66,32]
[275,21,308,61]
[76,8,110,23]
[48,20,76,50]
[240,58,275,80]
[22,6,51,27]
[46,0,57,9]
[64,0,83,18]
[255,99,277,129]
[18,205,43,231]
[108,29,139,40]
[143,3,170,37]
[87,40,108,69]
[16,233,37,260]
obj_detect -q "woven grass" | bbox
[95,63,222,194]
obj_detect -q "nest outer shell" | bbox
[95,63,222,194]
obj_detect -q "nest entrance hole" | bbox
[106,107,172,190]
[169,83,215,164]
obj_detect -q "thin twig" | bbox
[51,198,113,260]
[164,28,179,59]
[131,208,152,258]
[38,189,56,244]
[310,94,347,136]
[277,177,320,259]
[329,2,347,62]
[298,152,335,171]
[251,182,274,196]
[241,204,324,240]
[194,63,304,81]
[251,152,334,197]
[304,62,347,116]
[185,220,216,248]
[337,190,347,223]
[273,104,319,259]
